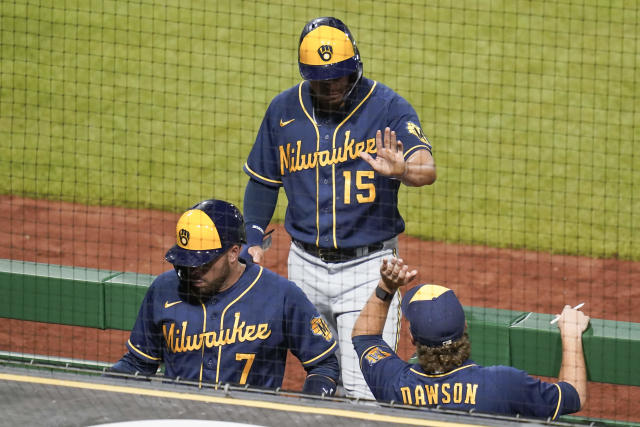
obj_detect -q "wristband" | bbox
[375,285,394,302]
[245,224,265,246]
[302,374,336,396]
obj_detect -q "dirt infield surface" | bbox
[1,195,638,422]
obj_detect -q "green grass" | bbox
[1,0,638,259]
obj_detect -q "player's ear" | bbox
[227,244,241,263]
[409,331,416,346]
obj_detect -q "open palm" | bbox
[359,127,406,178]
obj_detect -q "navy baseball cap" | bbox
[401,284,466,347]
[165,199,246,268]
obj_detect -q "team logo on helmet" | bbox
[310,316,332,341]
[317,45,333,61]
[178,229,190,246]
[407,121,429,145]
[365,346,391,366]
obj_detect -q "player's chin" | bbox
[189,279,208,289]
[190,280,216,296]
[327,93,345,103]
[317,97,343,111]
[182,279,211,296]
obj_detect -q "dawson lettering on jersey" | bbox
[400,382,479,406]
[279,130,377,175]
[163,312,272,353]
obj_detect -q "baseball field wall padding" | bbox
[1,258,638,386]
[0,259,152,330]
[509,312,640,386]
[464,306,523,367]
[103,271,155,330]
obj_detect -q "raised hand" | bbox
[359,127,406,178]
[380,257,417,292]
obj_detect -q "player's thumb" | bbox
[359,151,373,164]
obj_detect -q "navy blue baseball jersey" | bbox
[353,335,580,420]
[125,262,337,388]
[243,77,432,248]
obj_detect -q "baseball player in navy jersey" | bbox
[108,199,339,395]
[242,17,436,398]
[352,258,590,419]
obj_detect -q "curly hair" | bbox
[416,332,471,374]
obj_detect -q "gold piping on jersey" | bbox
[302,340,338,365]
[215,266,264,386]
[198,302,207,388]
[552,383,562,420]
[127,339,161,361]
[403,143,431,160]
[244,163,283,185]
[409,363,478,378]
[331,81,377,248]
[297,81,322,246]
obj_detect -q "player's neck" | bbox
[312,100,347,124]
[218,262,246,293]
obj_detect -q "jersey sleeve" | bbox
[243,102,283,188]
[108,350,159,377]
[352,334,408,401]
[125,280,164,364]
[500,367,581,420]
[386,95,433,159]
[283,282,338,368]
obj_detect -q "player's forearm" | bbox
[558,333,587,408]
[401,162,437,186]
[243,179,279,245]
[352,281,393,337]
[302,353,339,395]
[107,351,159,377]
[400,151,436,187]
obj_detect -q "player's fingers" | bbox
[396,139,404,154]
[391,260,403,277]
[406,269,418,283]
[581,314,591,331]
[384,127,391,151]
[390,130,398,153]
[359,151,374,165]
[376,129,384,151]
[248,246,264,264]
[381,257,394,275]
[389,264,399,277]
[396,264,409,280]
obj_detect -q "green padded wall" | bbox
[0,260,153,331]
[104,272,154,330]
[0,259,114,328]
[465,306,524,366]
[509,312,640,386]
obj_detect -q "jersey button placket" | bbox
[210,298,219,319]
